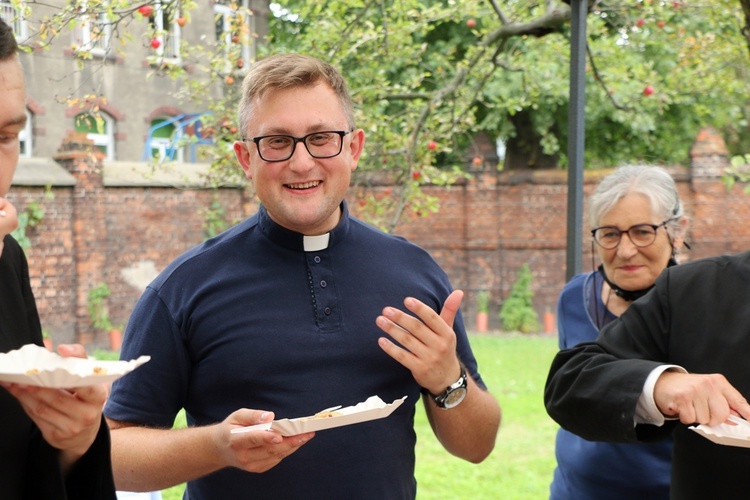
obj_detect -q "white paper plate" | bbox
[231,395,407,436]
[691,416,750,448]
[0,343,150,388]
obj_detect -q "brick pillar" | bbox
[53,133,107,347]
[690,127,730,179]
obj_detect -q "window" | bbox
[214,0,255,70]
[19,109,32,158]
[149,0,181,64]
[148,118,184,162]
[75,111,115,161]
[74,2,111,55]
[0,2,28,41]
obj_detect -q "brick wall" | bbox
[9,129,746,346]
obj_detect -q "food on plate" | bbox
[310,410,342,419]
[92,366,108,375]
[25,368,40,375]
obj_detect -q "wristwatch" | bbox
[430,365,468,409]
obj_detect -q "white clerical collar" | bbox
[303,233,330,252]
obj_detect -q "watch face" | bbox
[443,387,468,409]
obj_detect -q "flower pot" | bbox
[543,311,556,334]
[476,312,488,333]
[109,329,123,351]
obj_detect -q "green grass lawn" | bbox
[414,334,559,499]
[155,334,560,499]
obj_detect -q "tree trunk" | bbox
[503,109,559,170]
[741,0,750,58]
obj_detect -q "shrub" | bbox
[499,264,540,333]
[476,290,490,314]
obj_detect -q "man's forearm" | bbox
[107,422,224,491]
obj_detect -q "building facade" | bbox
[3,0,270,162]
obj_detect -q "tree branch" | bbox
[587,43,630,111]
[387,3,573,229]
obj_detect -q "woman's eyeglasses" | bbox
[591,220,671,250]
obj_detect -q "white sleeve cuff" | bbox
[635,364,688,426]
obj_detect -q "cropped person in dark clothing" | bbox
[0,17,116,500]
[546,253,750,497]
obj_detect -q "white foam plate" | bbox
[0,343,150,388]
[231,395,407,436]
[691,415,750,448]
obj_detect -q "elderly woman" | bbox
[549,165,689,500]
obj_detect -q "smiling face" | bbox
[597,193,677,292]
[0,57,26,197]
[233,82,364,235]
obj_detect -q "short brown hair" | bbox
[0,17,19,62]
[238,53,355,138]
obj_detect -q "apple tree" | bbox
[9,0,750,230]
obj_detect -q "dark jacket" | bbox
[545,250,750,500]
[0,234,116,500]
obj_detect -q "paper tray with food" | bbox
[690,415,750,448]
[0,343,150,388]
[231,395,407,436]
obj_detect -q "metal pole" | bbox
[566,0,587,282]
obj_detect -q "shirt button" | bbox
[324,307,332,315]
[314,256,321,263]
[320,280,327,288]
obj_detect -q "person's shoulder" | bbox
[1,234,25,267]
[560,271,594,296]
[657,251,750,294]
[2,234,22,257]
[347,215,442,269]
[348,214,418,248]
[564,271,593,288]
[151,216,259,287]
[670,250,750,276]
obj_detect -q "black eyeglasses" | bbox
[591,219,672,250]
[243,130,353,162]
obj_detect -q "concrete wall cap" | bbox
[103,161,244,189]
[12,157,77,187]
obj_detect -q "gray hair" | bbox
[237,53,355,139]
[589,165,686,235]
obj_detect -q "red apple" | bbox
[138,5,154,17]
[657,20,666,28]
[643,85,654,96]
[176,17,187,27]
[636,18,645,28]
[412,171,422,180]
[467,19,476,29]
[225,75,235,85]
[231,34,240,44]
[150,37,161,49]
[427,141,437,150]
[472,156,482,166]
